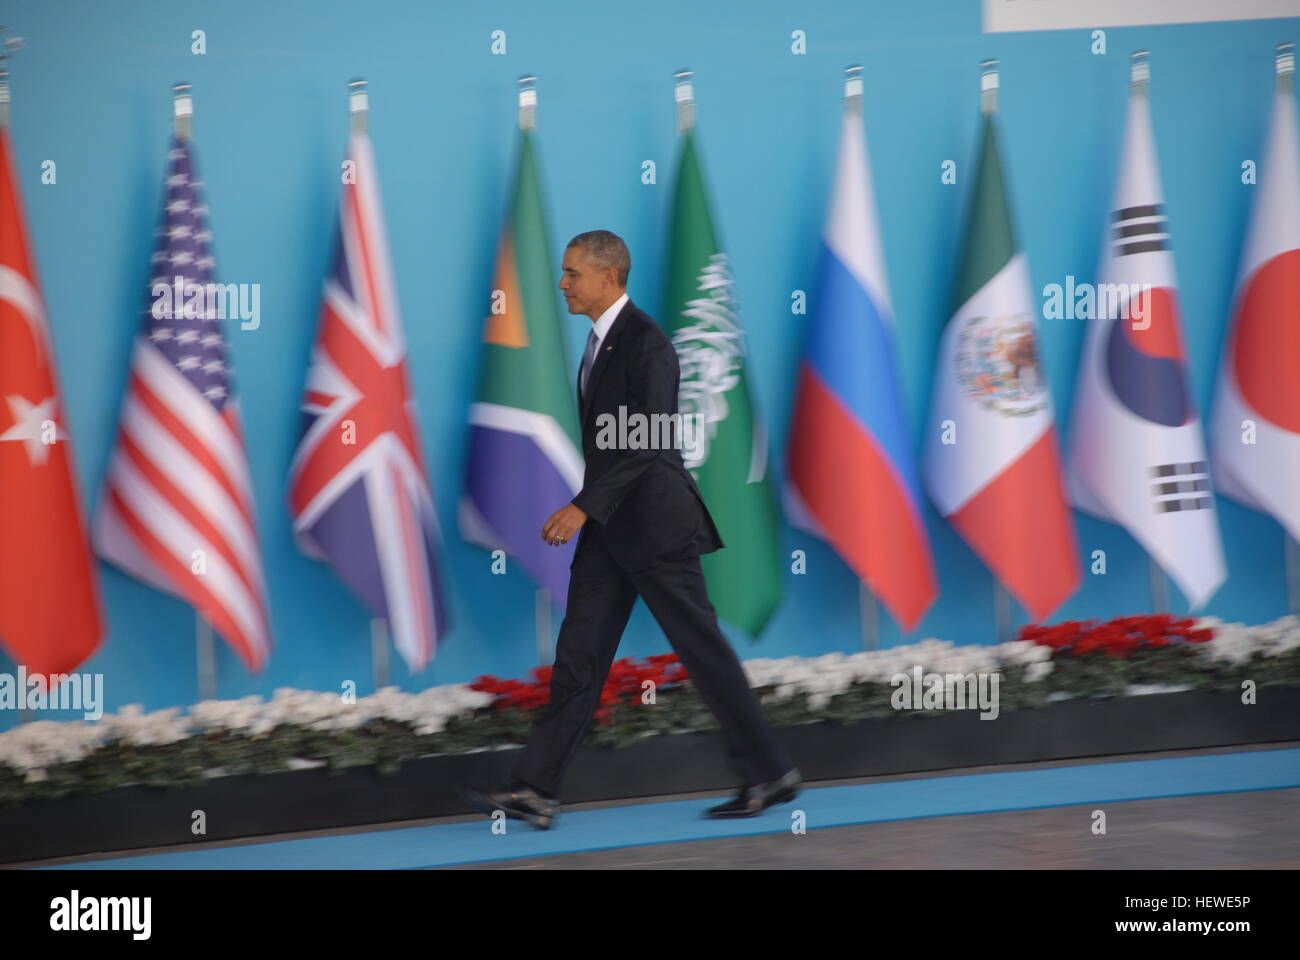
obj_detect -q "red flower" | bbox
[529,665,554,686]
[1020,614,1215,658]
[467,652,693,715]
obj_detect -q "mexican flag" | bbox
[663,128,783,637]
[460,127,583,611]
[922,111,1080,622]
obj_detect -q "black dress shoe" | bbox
[457,783,559,830]
[704,767,802,818]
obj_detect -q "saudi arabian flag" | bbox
[461,128,583,611]
[664,128,783,637]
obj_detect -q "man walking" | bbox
[458,230,799,829]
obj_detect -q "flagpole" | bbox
[980,57,998,115]
[196,615,216,700]
[1286,535,1300,615]
[346,80,394,686]
[518,72,536,132]
[1127,52,1173,615]
[173,80,192,142]
[858,581,879,650]
[513,75,556,665]
[0,27,24,128]
[534,589,553,664]
[992,582,1012,643]
[349,76,367,134]
[371,618,390,687]
[978,60,1015,644]
[1275,44,1300,616]
[1148,557,1170,612]
[836,66,881,651]
[1130,50,1151,121]
[172,80,217,701]
[0,41,25,721]
[675,69,694,133]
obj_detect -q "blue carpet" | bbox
[39,748,1300,869]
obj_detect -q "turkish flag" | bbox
[0,125,104,675]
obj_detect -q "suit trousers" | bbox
[509,525,794,799]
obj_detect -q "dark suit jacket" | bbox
[569,298,723,572]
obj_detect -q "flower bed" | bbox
[2,613,1297,809]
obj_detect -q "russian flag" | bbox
[786,94,937,633]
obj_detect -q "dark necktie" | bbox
[580,327,599,399]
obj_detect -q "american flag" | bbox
[287,129,449,671]
[95,135,272,672]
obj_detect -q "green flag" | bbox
[461,128,584,611]
[663,128,783,637]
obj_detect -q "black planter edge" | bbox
[3,687,1298,865]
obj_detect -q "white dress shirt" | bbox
[581,291,629,396]
[590,291,629,348]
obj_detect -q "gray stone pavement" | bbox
[11,741,1298,870]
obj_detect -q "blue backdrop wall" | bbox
[3,0,1298,727]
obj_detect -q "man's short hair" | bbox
[567,230,631,287]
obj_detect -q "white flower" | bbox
[1024,660,1054,683]
[104,704,194,746]
[4,612,1297,785]
[259,687,367,733]
[0,719,106,771]
[992,640,1052,666]
[190,695,265,734]
[1192,615,1300,665]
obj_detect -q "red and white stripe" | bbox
[96,339,271,672]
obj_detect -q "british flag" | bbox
[288,129,449,671]
[95,135,272,672]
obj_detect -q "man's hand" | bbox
[542,504,587,547]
